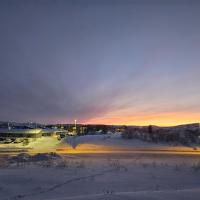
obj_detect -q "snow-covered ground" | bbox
[1,134,200,199]
[59,134,200,154]
[0,134,200,155]
[1,153,200,200]
[0,137,60,155]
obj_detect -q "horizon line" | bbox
[0,120,199,128]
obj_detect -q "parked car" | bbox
[13,138,23,143]
[4,138,13,144]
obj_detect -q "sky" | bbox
[0,0,200,126]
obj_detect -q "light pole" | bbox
[74,119,77,135]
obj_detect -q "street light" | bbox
[74,119,77,135]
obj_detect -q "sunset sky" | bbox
[0,0,200,126]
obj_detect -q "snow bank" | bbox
[9,152,61,163]
[62,134,173,149]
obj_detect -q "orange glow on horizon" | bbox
[85,112,200,127]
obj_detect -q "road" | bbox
[1,145,200,156]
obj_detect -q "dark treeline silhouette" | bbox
[122,124,200,145]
